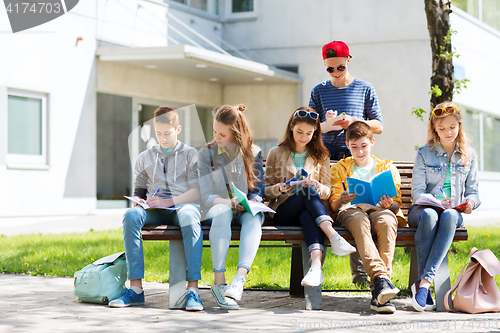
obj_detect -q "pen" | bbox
[342,181,347,191]
[284,177,286,183]
[152,189,160,197]
[440,187,447,198]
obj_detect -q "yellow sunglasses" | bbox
[432,105,459,117]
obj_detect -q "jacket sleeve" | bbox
[133,154,148,199]
[411,148,427,203]
[198,148,220,208]
[186,149,200,192]
[317,158,331,200]
[264,149,282,200]
[248,149,264,203]
[329,162,344,204]
[389,163,403,206]
[464,150,481,209]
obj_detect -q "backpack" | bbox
[74,252,128,304]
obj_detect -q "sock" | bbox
[187,287,199,295]
[130,286,143,294]
[331,234,341,242]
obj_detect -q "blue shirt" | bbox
[309,78,383,146]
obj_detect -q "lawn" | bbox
[0,227,499,291]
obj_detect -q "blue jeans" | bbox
[408,205,464,283]
[322,142,351,160]
[122,204,202,281]
[273,186,333,252]
[206,204,264,272]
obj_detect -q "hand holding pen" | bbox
[340,181,356,205]
[439,187,453,209]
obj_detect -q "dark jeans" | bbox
[273,186,332,252]
[323,142,351,160]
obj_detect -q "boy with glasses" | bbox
[309,40,385,288]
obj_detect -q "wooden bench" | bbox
[142,161,468,311]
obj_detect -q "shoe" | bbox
[370,297,396,314]
[411,280,427,312]
[330,236,356,256]
[210,284,239,310]
[425,289,436,311]
[225,275,246,301]
[372,276,400,305]
[185,290,204,311]
[108,288,145,308]
[301,265,324,287]
[353,276,370,289]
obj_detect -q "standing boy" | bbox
[329,122,406,314]
[109,107,203,311]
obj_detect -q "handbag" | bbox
[444,247,500,314]
[74,252,128,304]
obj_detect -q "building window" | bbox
[7,90,47,167]
[463,109,500,172]
[169,0,218,15]
[232,0,253,13]
[453,0,500,31]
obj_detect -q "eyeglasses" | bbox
[432,105,459,117]
[326,65,346,73]
[294,110,319,120]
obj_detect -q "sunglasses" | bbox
[432,105,459,117]
[326,65,346,73]
[294,110,319,120]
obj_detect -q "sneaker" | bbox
[108,288,145,308]
[225,275,246,301]
[370,297,396,314]
[185,290,204,311]
[210,284,239,310]
[330,235,356,256]
[425,289,436,311]
[301,265,324,287]
[411,280,427,312]
[372,276,400,305]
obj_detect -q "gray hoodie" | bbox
[133,141,199,200]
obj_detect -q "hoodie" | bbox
[133,141,199,200]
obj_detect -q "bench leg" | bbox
[434,252,451,312]
[408,247,419,289]
[290,244,305,297]
[301,241,322,310]
[169,239,187,309]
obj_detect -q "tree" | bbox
[424,0,454,108]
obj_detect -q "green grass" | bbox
[1,227,499,291]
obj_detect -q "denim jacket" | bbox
[411,142,480,209]
[198,143,264,214]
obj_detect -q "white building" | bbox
[1,0,498,223]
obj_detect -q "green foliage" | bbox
[437,29,458,60]
[454,78,471,95]
[1,227,499,291]
[411,107,427,121]
[429,84,443,98]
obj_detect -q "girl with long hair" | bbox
[198,104,264,310]
[409,101,480,311]
[264,107,355,287]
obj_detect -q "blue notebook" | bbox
[346,170,397,206]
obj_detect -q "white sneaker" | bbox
[210,284,239,310]
[331,235,356,256]
[224,275,245,301]
[301,265,324,286]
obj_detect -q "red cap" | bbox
[322,41,351,59]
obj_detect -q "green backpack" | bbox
[74,252,128,304]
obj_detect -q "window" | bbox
[168,0,218,15]
[7,90,47,167]
[232,0,253,13]
[463,109,500,172]
[453,0,500,31]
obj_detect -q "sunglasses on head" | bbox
[326,65,346,73]
[294,110,319,120]
[432,105,459,117]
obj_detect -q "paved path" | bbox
[1,274,500,333]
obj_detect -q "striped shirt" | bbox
[309,78,383,146]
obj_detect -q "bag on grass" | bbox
[444,247,500,314]
[74,252,127,304]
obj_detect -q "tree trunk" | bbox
[424,0,454,108]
